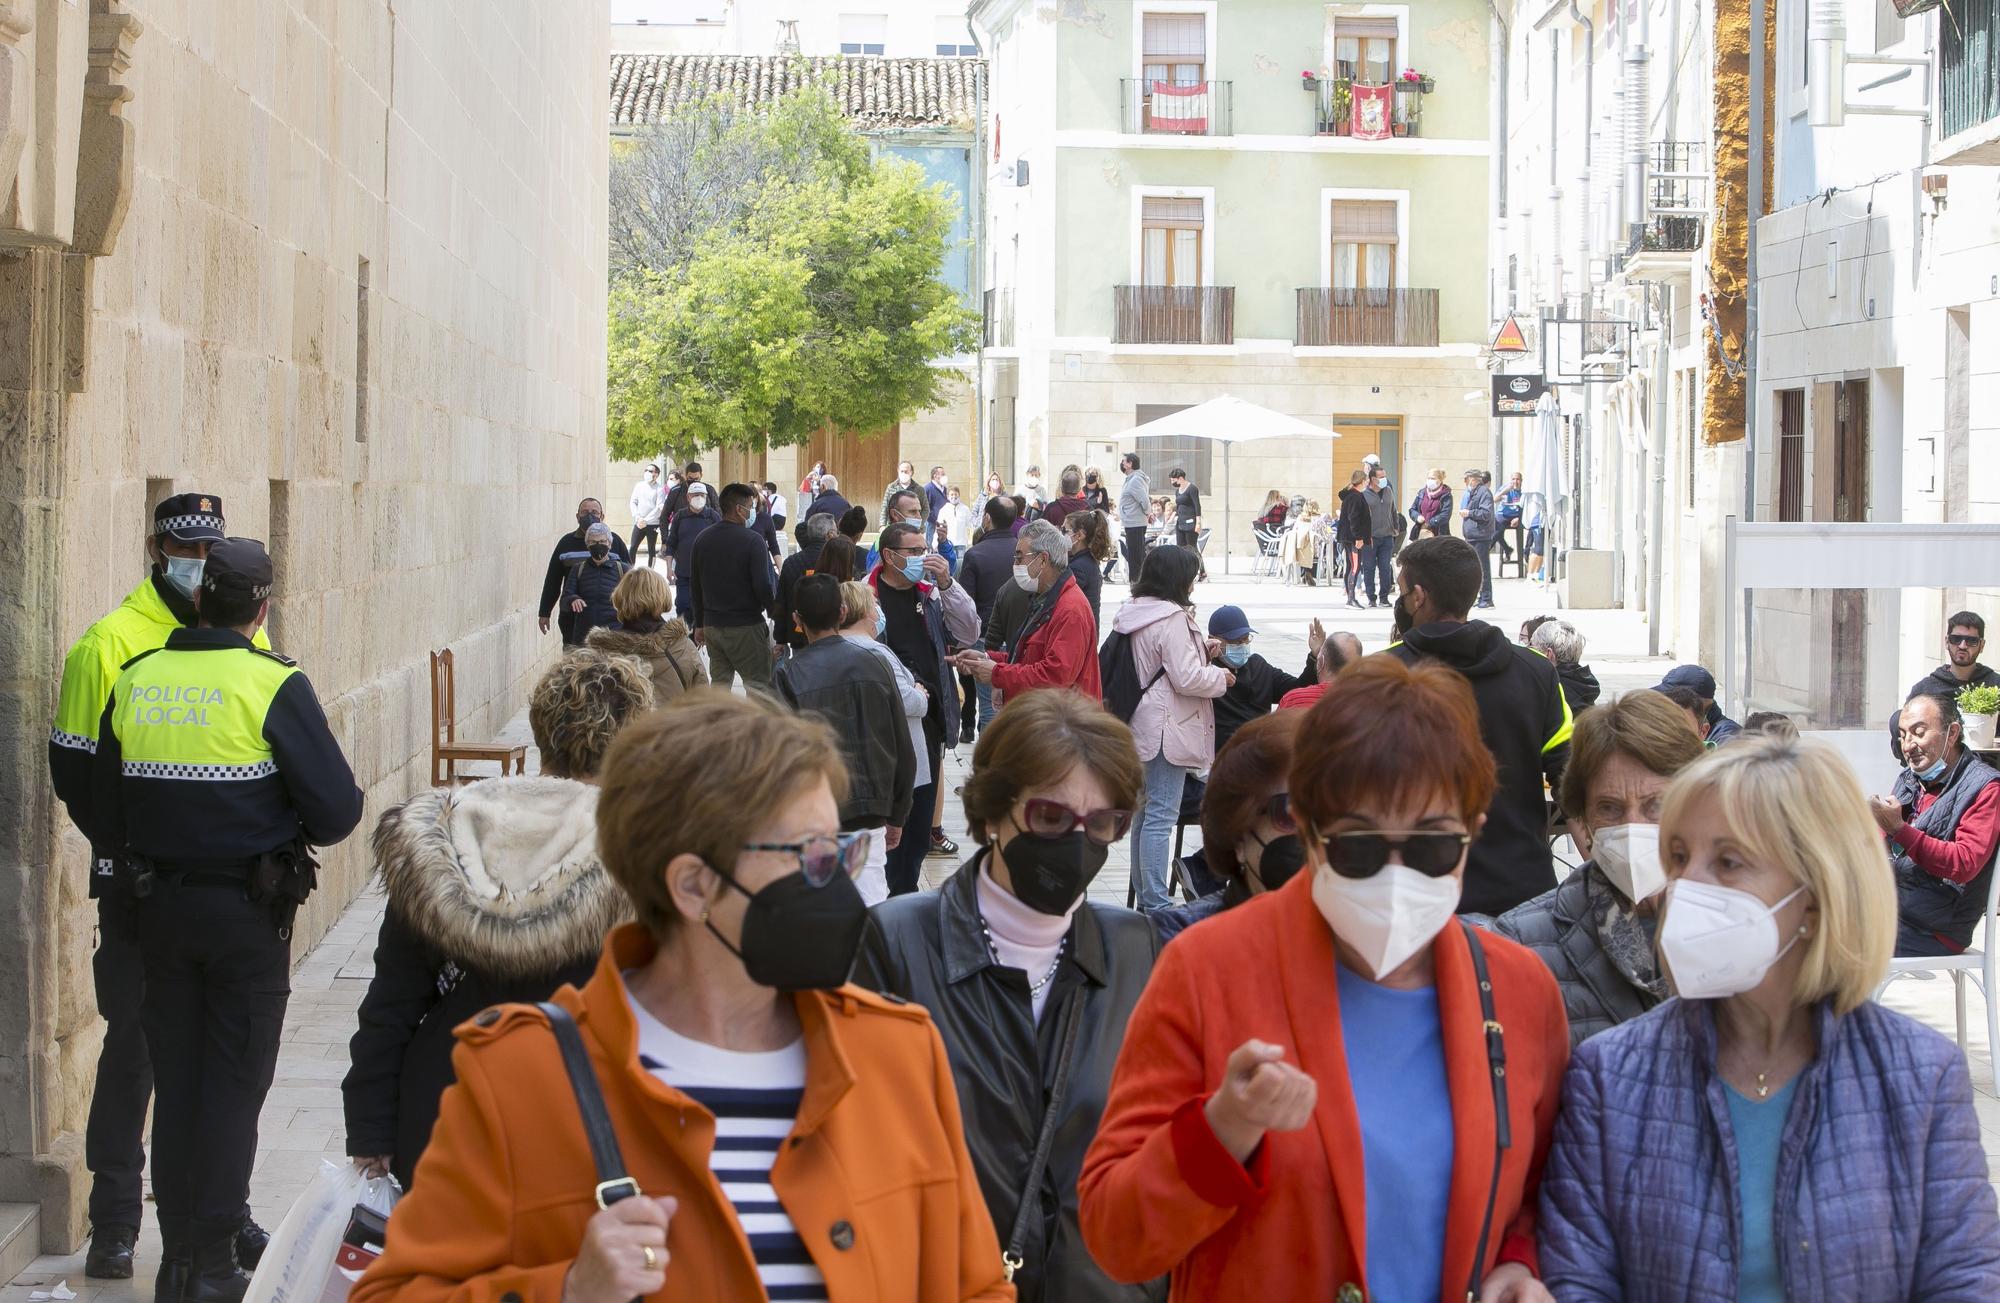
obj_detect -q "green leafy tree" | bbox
[607,87,978,460]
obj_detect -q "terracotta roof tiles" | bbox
[609,54,986,131]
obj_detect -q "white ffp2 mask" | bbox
[1659,879,1807,999]
[1592,824,1666,904]
[1310,862,1462,980]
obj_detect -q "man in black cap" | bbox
[47,493,273,1281]
[537,498,630,645]
[1654,664,1740,744]
[80,539,363,1303]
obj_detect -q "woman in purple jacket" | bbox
[1539,737,2000,1301]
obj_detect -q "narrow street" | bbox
[7,569,1999,1299]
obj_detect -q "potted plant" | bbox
[1959,684,2000,750]
[1397,67,1436,93]
[1301,69,1320,90]
[1331,78,1352,135]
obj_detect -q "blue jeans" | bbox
[1357,539,1394,602]
[1130,751,1188,913]
[976,681,996,730]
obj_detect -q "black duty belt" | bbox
[155,859,257,887]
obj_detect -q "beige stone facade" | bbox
[0,0,608,1250]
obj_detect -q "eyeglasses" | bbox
[884,543,926,557]
[1948,634,1983,647]
[1020,798,1133,847]
[1321,830,1469,879]
[1261,793,1296,834]
[740,834,868,887]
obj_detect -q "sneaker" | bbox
[1346,597,1363,610]
[928,832,958,858]
[86,1223,138,1280]
[234,1219,270,1271]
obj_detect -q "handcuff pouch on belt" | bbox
[249,839,320,938]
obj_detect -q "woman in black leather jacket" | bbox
[855,690,1162,1303]
[340,651,649,1187]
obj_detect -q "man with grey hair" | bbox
[1531,618,1601,715]
[952,519,1101,700]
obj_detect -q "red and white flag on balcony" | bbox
[1351,82,1392,140]
[1149,81,1208,134]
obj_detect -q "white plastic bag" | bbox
[243,1162,400,1303]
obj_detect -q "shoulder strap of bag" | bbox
[1001,984,1087,1282]
[1458,921,1512,1303]
[537,1002,641,1211]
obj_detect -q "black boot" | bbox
[86,1223,138,1280]
[234,1219,270,1271]
[184,1233,251,1303]
[155,1216,190,1303]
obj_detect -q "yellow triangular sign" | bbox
[1490,315,1529,354]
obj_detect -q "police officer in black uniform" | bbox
[80,539,363,1303]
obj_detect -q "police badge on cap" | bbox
[152,492,227,544]
[201,538,275,602]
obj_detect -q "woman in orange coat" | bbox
[1078,655,1570,1303]
[354,691,1012,1303]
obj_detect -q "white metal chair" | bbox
[1251,524,1286,578]
[1875,866,2000,1074]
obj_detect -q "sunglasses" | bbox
[1322,830,1469,879]
[741,833,868,887]
[1020,798,1133,847]
[1948,634,1982,647]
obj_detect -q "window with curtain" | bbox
[1141,196,1205,286]
[1329,199,1397,289]
[1333,18,1397,85]
[1143,12,1207,84]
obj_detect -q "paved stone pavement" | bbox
[9,568,1998,1300]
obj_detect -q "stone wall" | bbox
[0,0,609,1249]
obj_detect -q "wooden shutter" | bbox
[1330,200,1398,243]
[1142,196,1205,230]
[1143,12,1207,57]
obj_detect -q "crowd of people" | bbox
[50,483,2000,1303]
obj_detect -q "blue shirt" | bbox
[1337,963,1453,1303]
[1724,1077,1799,1303]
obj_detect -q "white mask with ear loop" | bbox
[1591,824,1666,904]
[1658,880,1809,999]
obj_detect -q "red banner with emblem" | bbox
[1350,82,1392,140]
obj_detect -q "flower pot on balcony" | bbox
[1334,119,1351,136]
[1391,122,1408,137]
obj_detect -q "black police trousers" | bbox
[137,878,290,1245]
[87,892,152,1230]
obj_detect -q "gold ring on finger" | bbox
[641,1245,657,1271]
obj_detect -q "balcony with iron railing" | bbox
[1112,286,1235,345]
[983,288,1014,348]
[1939,0,2000,160]
[1619,141,1708,272]
[1294,288,1440,346]
[1119,79,1233,137]
[1310,75,1433,138]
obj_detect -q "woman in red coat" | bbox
[1079,654,1570,1303]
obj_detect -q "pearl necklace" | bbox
[977,916,1067,996]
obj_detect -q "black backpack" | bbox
[1099,628,1166,722]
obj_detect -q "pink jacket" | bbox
[1111,597,1230,768]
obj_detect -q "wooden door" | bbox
[804,424,901,511]
[1829,380,1869,726]
[1331,414,1402,494]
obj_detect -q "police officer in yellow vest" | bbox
[47,493,272,1282]
[80,538,363,1303]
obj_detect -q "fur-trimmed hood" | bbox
[373,777,628,981]
[586,619,694,657]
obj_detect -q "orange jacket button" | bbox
[829,1220,855,1251]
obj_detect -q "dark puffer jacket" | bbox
[772,633,916,832]
[341,779,627,1189]
[1491,863,1662,1046]
[1557,660,1603,715]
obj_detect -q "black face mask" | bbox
[1247,833,1308,892]
[706,867,868,991]
[997,831,1107,916]
[577,510,601,529]
[589,543,610,560]
[1393,593,1415,632]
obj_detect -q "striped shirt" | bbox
[626,989,828,1303]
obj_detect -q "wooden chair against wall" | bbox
[429,648,528,786]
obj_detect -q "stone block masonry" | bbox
[0,0,610,1252]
